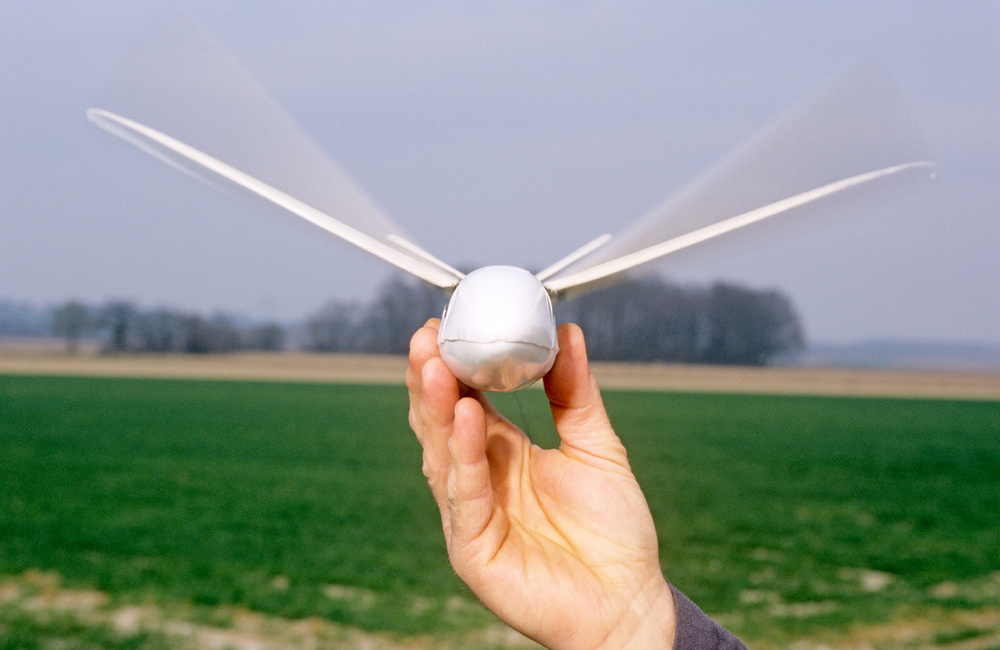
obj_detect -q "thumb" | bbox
[544,323,627,463]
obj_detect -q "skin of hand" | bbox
[407,320,676,649]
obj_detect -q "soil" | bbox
[1,342,997,400]
[3,570,997,649]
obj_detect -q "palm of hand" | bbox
[408,321,672,648]
[467,413,662,643]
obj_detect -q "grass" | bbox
[1,376,475,636]
[0,602,175,650]
[1,374,998,646]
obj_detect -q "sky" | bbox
[1,1,997,345]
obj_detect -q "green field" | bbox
[1,374,998,648]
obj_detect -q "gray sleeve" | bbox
[670,584,747,650]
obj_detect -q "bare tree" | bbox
[359,276,445,354]
[51,301,91,354]
[246,322,285,351]
[100,300,136,353]
[134,307,182,352]
[558,276,803,365]
[304,300,362,352]
[305,275,445,354]
[701,282,803,365]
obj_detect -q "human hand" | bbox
[407,320,675,649]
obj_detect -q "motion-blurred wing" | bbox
[89,9,461,289]
[88,109,462,288]
[542,64,934,300]
[535,233,612,283]
[544,161,933,298]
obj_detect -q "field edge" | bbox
[0,347,998,400]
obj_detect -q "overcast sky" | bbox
[1,2,997,344]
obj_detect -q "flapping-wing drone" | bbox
[89,14,934,392]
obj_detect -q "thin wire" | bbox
[513,391,532,439]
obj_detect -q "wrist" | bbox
[595,575,676,650]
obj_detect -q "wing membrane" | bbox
[89,109,461,288]
[544,161,934,298]
[543,64,934,298]
[91,9,459,288]
[535,233,611,283]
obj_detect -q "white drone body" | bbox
[87,17,934,391]
[438,266,558,392]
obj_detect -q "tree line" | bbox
[5,273,803,365]
[43,300,285,354]
[555,278,803,365]
[302,274,803,365]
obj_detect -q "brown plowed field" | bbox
[2,343,997,400]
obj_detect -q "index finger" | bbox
[407,319,441,441]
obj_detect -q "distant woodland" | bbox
[1,274,803,366]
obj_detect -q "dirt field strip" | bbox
[0,569,540,650]
[589,360,1000,400]
[0,350,407,385]
[1,347,998,400]
[1,570,995,649]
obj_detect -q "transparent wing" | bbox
[90,9,461,289]
[543,63,934,300]
[88,109,462,288]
